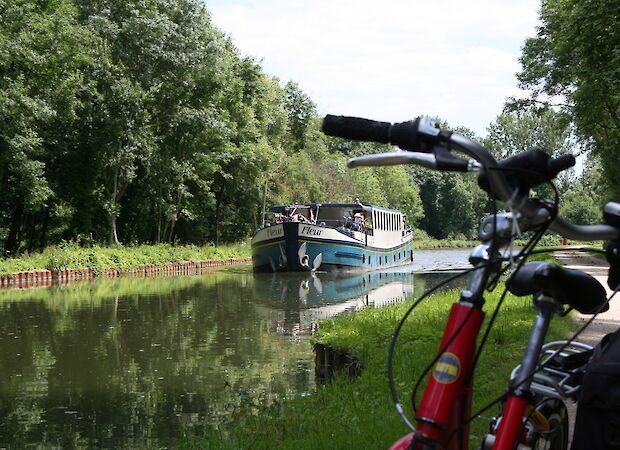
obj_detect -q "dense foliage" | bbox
[1,0,615,257]
[516,0,620,201]
[0,0,427,254]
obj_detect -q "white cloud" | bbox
[207,0,540,136]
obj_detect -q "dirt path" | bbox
[553,250,619,345]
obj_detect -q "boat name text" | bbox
[301,226,323,236]
[266,227,284,238]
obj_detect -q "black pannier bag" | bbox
[571,328,620,450]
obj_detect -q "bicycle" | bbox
[321,114,620,450]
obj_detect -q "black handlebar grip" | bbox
[322,115,391,144]
[547,154,576,175]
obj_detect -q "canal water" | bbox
[0,249,472,448]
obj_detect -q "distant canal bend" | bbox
[0,249,471,448]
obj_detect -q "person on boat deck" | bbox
[353,212,364,231]
[291,212,310,223]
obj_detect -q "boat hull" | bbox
[252,222,413,273]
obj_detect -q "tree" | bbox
[0,0,99,253]
[283,81,317,152]
[484,107,577,192]
[517,0,620,200]
[372,167,423,226]
[485,108,572,159]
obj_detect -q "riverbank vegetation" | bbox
[0,241,249,275]
[188,284,573,449]
[1,0,614,261]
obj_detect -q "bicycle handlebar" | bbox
[323,114,620,243]
[322,114,448,152]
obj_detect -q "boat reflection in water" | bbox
[252,269,415,336]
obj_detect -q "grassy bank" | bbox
[188,285,574,449]
[0,241,251,275]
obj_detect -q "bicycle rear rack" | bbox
[510,340,593,401]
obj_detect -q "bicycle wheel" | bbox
[531,398,569,450]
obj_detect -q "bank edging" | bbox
[0,258,252,289]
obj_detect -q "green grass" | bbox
[0,241,251,275]
[413,234,572,250]
[185,285,574,449]
[414,238,475,249]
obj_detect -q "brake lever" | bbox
[347,148,481,172]
[347,151,436,169]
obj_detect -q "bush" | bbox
[0,242,251,275]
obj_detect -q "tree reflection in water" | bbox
[0,266,466,448]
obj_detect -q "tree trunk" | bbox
[39,207,50,250]
[214,185,225,246]
[167,184,184,243]
[27,213,36,253]
[5,202,24,255]
[167,221,176,243]
[110,215,120,246]
[156,184,163,244]
[617,152,620,201]
[109,165,120,246]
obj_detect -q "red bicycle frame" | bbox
[390,294,561,450]
[390,302,485,450]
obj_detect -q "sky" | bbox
[206,0,541,137]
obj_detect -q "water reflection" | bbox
[252,270,416,335]
[0,254,471,448]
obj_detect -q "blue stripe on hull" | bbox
[252,236,413,273]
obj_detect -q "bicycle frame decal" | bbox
[415,303,485,447]
[432,352,461,384]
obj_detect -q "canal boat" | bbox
[251,203,413,272]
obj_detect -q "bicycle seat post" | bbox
[511,295,563,395]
